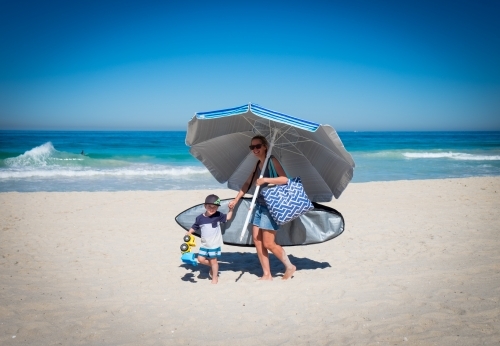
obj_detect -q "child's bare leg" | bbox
[209,258,218,284]
[262,230,296,280]
[197,255,213,277]
[197,255,210,266]
[253,225,272,280]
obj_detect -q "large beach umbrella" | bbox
[186,103,355,240]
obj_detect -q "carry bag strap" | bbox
[268,156,289,178]
[245,161,260,194]
[268,156,277,178]
[246,155,288,193]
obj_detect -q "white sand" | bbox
[1,177,499,345]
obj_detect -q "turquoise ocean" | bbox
[1,131,499,192]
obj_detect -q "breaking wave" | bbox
[1,142,209,179]
[402,152,500,161]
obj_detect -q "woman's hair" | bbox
[251,135,268,149]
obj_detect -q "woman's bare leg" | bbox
[262,230,296,280]
[253,225,272,280]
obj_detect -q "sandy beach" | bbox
[1,177,499,345]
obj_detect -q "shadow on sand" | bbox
[180,252,331,283]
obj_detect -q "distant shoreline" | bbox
[1,176,498,194]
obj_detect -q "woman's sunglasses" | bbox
[249,144,263,150]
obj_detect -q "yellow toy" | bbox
[180,234,198,266]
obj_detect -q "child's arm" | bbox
[186,228,195,235]
[226,205,234,221]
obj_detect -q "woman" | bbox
[228,135,296,280]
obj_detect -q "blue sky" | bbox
[0,0,499,131]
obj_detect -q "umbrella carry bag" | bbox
[261,159,314,225]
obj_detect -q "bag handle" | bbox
[268,156,290,178]
[246,155,288,193]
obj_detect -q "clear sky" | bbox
[0,0,499,131]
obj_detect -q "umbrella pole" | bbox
[239,129,278,242]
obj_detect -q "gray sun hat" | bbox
[204,194,221,206]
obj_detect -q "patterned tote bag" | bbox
[261,159,314,225]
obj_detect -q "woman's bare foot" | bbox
[282,265,296,280]
[258,274,273,281]
[211,277,218,284]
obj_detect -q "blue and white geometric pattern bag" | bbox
[261,159,314,225]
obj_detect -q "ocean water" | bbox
[1,131,499,192]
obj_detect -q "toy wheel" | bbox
[180,243,189,252]
[183,235,191,242]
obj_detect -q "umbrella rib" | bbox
[243,115,255,130]
[239,117,349,164]
[276,125,294,143]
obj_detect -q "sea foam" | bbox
[5,142,57,167]
[403,152,500,160]
[0,166,209,179]
[1,142,210,179]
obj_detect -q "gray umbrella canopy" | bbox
[186,103,355,202]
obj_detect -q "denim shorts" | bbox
[252,203,279,231]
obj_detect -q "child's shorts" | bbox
[198,247,221,259]
[252,203,280,231]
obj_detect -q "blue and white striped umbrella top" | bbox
[186,103,355,201]
[195,103,320,132]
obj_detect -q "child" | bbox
[186,194,233,284]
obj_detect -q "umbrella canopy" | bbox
[186,103,355,202]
